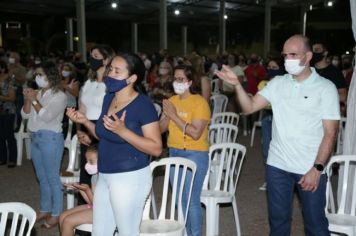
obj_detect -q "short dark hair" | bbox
[88,44,115,81]
[86,143,98,153]
[173,64,199,94]
[0,60,9,73]
[40,61,62,93]
[107,53,147,94]
[312,41,328,51]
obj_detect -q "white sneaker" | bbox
[259,182,267,191]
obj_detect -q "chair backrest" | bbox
[203,143,246,193]
[0,202,36,236]
[66,134,80,172]
[210,94,228,115]
[211,79,220,95]
[153,103,162,117]
[325,155,356,216]
[336,117,347,154]
[209,123,238,145]
[211,112,240,126]
[64,119,74,149]
[142,157,197,225]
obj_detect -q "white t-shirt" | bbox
[258,68,340,174]
[79,80,106,120]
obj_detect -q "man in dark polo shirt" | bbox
[312,42,347,114]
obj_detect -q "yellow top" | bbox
[167,94,211,151]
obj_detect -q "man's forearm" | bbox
[314,128,338,166]
[234,84,254,114]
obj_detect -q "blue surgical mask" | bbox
[104,76,129,93]
[267,69,284,78]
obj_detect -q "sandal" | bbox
[41,216,59,229]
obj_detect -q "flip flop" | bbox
[41,220,58,229]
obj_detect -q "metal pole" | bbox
[264,0,272,58]
[76,0,87,62]
[182,26,187,56]
[159,0,167,50]
[66,18,74,52]
[131,22,138,53]
[301,4,307,36]
[219,0,226,54]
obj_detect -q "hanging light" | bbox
[224,14,228,20]
[111,2,118,9]
[174,9,180,15]
[309,5,313,11]
[327,1,333,7]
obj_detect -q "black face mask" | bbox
[311,52,324,65]
[343,62,352,70]
[89,57,103,71]
[250,58,258,64]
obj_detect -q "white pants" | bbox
[92,166,152,236]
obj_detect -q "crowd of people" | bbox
[0,34,354,236]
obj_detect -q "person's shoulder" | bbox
[315,72,337,89]
[137,94,154,104]
[192,94,209,104]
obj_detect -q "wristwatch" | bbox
[313,163,324,172]
[32,100,38,106]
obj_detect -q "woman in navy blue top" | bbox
[67,53,162,236]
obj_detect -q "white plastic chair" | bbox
[64,119,74,151]
[60,134,80,209]
[325,155,356,236]
[140,157,197,236]
[210,94,228,115]
[0,202,36,236]
[14,119,31,166]
[336,117,347,154]
[200,143,247,236]
[154,103,162,117]
[208,123,238,145]
[211,112,240,126]
[250,110,263,147]
[211,79,220,95]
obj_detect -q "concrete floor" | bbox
[0,130,306,236]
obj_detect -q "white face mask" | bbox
[173,81,190,95]
[144,59,151,70]
[8,57,15,64]
[331,59,339,67]
[85,163,98,175]
[284,59,305,75]
[61,70,71,77]
[35,75,49,88]
[159,68,169,75]
[34,60,41,65]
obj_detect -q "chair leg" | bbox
[232,198,241,236]
[205,200,217,236]
[215,205,219,236]
[16,137,23,166]
[67,191,75,209]
[250,125,256,147]
[151,190,158,219]
[25,138,31,160]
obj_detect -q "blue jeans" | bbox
[169,148,209,236]
[261,113,272,164]
[92,166,152,236]
[266,165,329,236]
[31,130,64,216]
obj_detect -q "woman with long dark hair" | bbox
[67,53,162,235]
